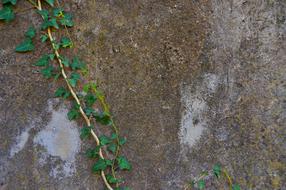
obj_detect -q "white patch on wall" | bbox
[34,102,81,179]
[9,128,30,157]
[9,119,40,158]
[179,74,219,151]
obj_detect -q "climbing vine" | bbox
[0,0,131,189]
[185,164,241,190]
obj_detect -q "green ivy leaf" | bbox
[41,18,59,30]
[84,107,95,117]
[70,57,85,70]
[68,72,80,87]
[25,26,36,39]
[53,72,61,81]
[99,135,111,146]
[105,159,113,166]
[45,0,54,6]
[52,7,63,17]
[37,9,49,20]
[107,143,117,154]
[110,133,118,140]
[59,12,73,27]
[85,147,100,158]
[40,66,54,78]
[40,34,48,42]
[59,56,70,67]
[117,156,131,171]
[213,164,221,178]
[119,137,127,146]
[92,158,108,173]
[84,93,97,107]
[106,174,123,184]
[80,126,92,139]
[93,112,112,126]
[232,184,241,190]
[34,54,49,67]
[51,40,60,50]
[198,179,205,190]
[54,87,70,99]
[15,38,34,52]
[60,37,73,48]
[114,187,131,190]
[189,180,195,188]
[67,109,79,120]
[67,104,80,120]
[2,0,17,5]
[48,53,55,60]
[0,5,14,22]
[83,83,91,93]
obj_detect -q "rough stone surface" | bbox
[0,0,285,190]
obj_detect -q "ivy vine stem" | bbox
[93,90,121,187]
[30,0,114,189]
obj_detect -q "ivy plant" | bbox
[186,164,241,190]
[1,0,131,189]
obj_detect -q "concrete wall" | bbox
[0,0,285,189]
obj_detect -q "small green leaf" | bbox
[114,187,131,190]
[40,66,53,78]
[105,159,113,166]
[110,133,118,140]
[80,126,92,139]
[232,184,241,190]
[59,12,73,27]
[84,107,95,117]
[213,164,221,178]
[92,158,107,172]
[93,112,112,126]
[35,54,49,67]
[70,57,85,70]
[15,39,34,52]
[37,9,49,20]
[54,87,70,99]
[84,93,97,107]
[99,135,111,146]
[48,53,55,60]
[53,72,61,81]
[52,41,60,50]
[198,179,205,189]
[67,104,80,120]
[45,0,54,6]
[25,26,36,39]
[60,37,73,48]
[40,34,48,42]
[107,143,117,154]
[2,0,17,5]
[52,7,63,17]
[83,83,91,93]
[119,137,127,146]
[189,180,195,188]
[117,156,131,171]
[41,18,59,30]
[106,174,122,184]
[68,72,80,87]
[0,5,14,22]
[60,56,69,67]
[85,147,100,158]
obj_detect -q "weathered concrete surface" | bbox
[0,0,285,189]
